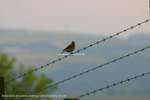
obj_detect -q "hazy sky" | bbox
[0,0,150,34]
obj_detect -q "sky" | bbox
[0,1,150,99]
[0,0,150,34]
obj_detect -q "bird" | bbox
[61,41,75,54]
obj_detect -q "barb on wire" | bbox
[7,19,150,84]
[39,45,150,93]
[76,71,150,98]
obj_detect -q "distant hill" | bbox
[0,29,150,98]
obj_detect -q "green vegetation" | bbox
[0,54,57,100]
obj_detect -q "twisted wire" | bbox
[7,19,150,84]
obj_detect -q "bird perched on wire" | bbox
[61,41,75,54]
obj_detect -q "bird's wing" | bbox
[64,42,74,50]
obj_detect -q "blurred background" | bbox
[0,0,150,100]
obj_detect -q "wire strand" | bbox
[76,71,150,98]
[6,18,150,84]
[39,45,150,93]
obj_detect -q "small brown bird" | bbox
[61,41,75,53]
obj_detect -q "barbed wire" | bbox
[76,71,150,98]
[39,45,150,93]
[7,18,150,84]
